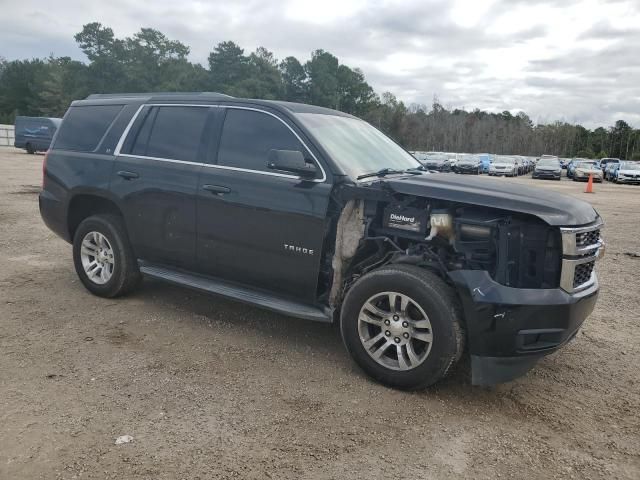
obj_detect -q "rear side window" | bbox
[54,105,123,152]
[217,109,304,172]
[129,108,157,157]
[129,106,209,162]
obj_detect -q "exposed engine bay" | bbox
[323,182,563,307]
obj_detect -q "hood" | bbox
[536,165,560,171]
[492,162,515,167]
[618,169,640,175]
[381,174,598,226]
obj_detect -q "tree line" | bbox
[1,22,638,160]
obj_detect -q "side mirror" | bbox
[267,149,317,179]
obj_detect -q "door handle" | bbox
[117,170,139,180]
[202,184,231,195]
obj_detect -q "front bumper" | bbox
[533,170,561,179]
[617,176,640,184]
[448,270,598,385]
[456,165,479,173]
[574,174,603,182]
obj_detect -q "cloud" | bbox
[1,0,639,127]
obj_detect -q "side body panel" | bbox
[196,167,332,302]
[109,105,216,269]
[110,155,202,269]
[195,106,333,303]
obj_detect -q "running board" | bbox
[138,263,331,323]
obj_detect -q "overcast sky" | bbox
[1,0,639,127]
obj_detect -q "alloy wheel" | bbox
[80,231,115,285]
[358,291,433,371]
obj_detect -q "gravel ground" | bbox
[1,148,639,479]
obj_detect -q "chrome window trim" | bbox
[113,103,327,183]
[201,163,299,179]
[116,153,204,168]
[113,104,146,155]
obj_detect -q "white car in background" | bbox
[614,161,640,184]
[489,156,518,176]
[572,161,603,182]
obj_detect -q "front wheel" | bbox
[340,265,465,390]
[72,214,141,298]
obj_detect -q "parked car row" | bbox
[604,161,640,184]
[565,157,639,184]
[410,151,538,177]
[409,151,638,186]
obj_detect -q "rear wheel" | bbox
[340,265,465,390]
[72,214,141,298]
[26,143,35,154]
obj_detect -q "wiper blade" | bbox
[356,168,405,180]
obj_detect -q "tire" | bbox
[26,143,35,154]
[340,265,465,390]
[72,214,141,298]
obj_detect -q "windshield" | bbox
[576,161,597,168]
[495,157,515,164]
[296,113,420,178]
[621,162,640,170]
[538,159,560,167]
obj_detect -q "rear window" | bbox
[128,106,209,162]
[54,105,123,152]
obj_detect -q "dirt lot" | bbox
[1,147,638,480]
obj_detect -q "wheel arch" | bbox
[67,193,125,241]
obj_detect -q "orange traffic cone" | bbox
[585,173,594,193]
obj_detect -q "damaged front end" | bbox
[325,178,603,385]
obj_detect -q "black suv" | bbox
[40,93,604,389]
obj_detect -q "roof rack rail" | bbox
[85,92,234,99]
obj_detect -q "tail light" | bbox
[42,149,50,189]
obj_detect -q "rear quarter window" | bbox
[54,105,123,152]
